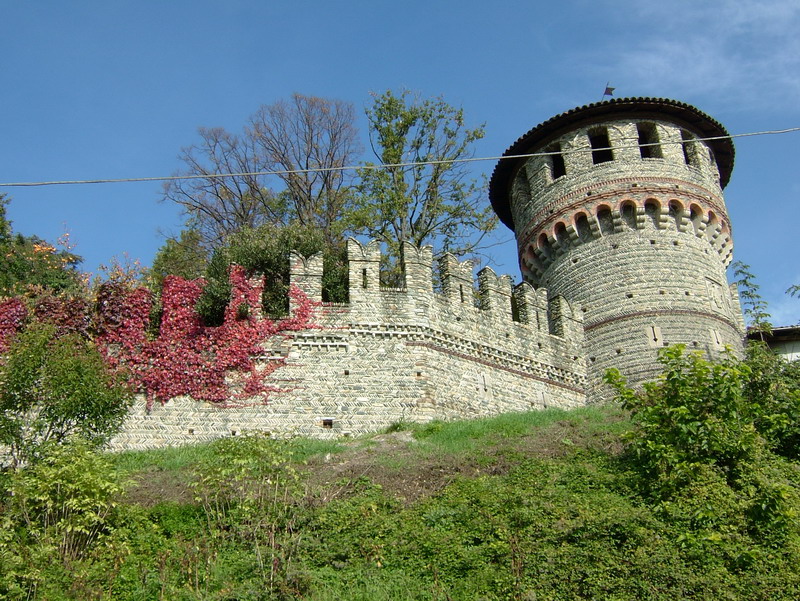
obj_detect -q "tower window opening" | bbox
[588,128,614,164]
[545,143,566,179]
[637,122,662,159]
[681,130,699,166]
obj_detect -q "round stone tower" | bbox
[489,97,745,396]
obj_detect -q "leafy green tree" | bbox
[0,196,83,296]
[733,261,772,337]
[743,342,800,460]
[353,90,497,273]
[606,345,798,542]
[0,324,132,467]
[605,345,759,496]
[196,222,347,324]
[0,194,12,244]
[0,438,125,598]
[147,228,209,292]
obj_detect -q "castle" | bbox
[112,97,746,450]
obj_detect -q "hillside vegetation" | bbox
[1,344,800,600]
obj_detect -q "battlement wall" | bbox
[113,240,588,450]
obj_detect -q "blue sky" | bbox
[2,0,799,324]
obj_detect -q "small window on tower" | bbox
[546,143,566,179]
[588,127,614,164]
[681,130,699,166]
[637,122,662,159]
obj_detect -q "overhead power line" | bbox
[0,126,798,189]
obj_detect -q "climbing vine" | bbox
[0,266,318,407]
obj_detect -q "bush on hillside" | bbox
[0,323,132,467]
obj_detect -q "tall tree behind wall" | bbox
[248,94,361,245]
[162,94,361,249]
[353,90,497,266]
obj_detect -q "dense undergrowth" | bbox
[1,346,800,600]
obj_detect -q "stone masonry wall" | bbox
[111,240,587,450]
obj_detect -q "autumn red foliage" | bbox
[0,297,28,354]
[0,265,318,407]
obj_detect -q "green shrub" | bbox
[0,438,126,599]
[605,345,759,495]
[0,323,133,467]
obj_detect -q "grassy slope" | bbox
[99,406,799,601]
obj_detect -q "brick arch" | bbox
[618,200,637,230]
[643,198,661,228]
[554,221,570,246]
[573,211,593,242]
[667,199,685,230]
[595,204,615,236]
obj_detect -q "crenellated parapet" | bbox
[289,238,584,344]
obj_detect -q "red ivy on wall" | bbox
[0,297,28,355]
[0,265,318,407]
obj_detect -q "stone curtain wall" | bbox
[112,240,587,450]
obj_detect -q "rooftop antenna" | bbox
[601,82,615,101]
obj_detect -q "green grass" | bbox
[111,433,347,476]
[6,404,798,600]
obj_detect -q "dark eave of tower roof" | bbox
[489,97,736,231]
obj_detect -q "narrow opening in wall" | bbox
[644,199,660,229]
[344,369,349,375]
[322,418,334,429]
[690,204,703,235]
[361,268,368,289]
[588,127,614,164]
[546,143,566,179]
[681,130,699,166]
[637,122,663,158]
[537,233,553,260]
[459,284,465,303]
[706,211,719,243]
[554,222,570,247]
[510,292,521,322]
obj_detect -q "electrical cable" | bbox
[0,127,798,188]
